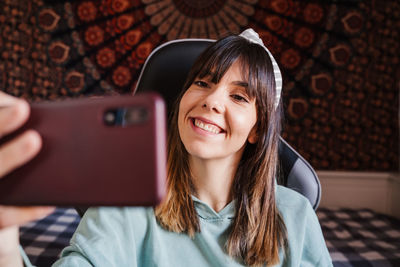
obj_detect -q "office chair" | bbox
[135,39,321,210]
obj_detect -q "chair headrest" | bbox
[135,39,215,113]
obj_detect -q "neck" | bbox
[189,153,243,212]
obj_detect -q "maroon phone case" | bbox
[0,93,166,206]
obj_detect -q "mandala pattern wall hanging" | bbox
[143,0,256,40]
[0,0,398,171]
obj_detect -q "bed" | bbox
[20,207,400,267]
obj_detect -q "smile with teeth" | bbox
[193,118,222,134]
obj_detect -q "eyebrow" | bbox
[201,72,248,86]
[232,81,248,88]
[200,71,249,90]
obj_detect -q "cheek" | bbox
[234,108,257,129]
[178,91,191,116]
[177,93,192,136]
[178,91,199,122]
[229,109,257,141]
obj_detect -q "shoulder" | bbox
[276,185,312,214]
[275,185,318,229]
[83,206,154,224]
[276,186,333,266]
[56,207,158,266]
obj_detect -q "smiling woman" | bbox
[151,29,332,266]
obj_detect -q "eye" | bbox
[194,80,209,88]
[231,94,249,103]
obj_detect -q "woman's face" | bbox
[178,60,258,161]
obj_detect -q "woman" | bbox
[0,29,332,266]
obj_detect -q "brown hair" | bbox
[155,35,287,266]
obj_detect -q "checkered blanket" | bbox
[318,208,400,267]
[20,208,400,267]
[19,208,80,267]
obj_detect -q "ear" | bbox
[247,126,258,144]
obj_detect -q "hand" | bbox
[0,91,55,267]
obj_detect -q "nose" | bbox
[201,86,225,113]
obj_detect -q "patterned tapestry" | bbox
[0,0,398,171]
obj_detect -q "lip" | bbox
[189,116,226,135]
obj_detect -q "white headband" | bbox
[239,28,282,109]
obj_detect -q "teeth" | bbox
[194,119,221,134]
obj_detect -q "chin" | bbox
[185,145,221,160]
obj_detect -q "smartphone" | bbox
[0,93,166,206]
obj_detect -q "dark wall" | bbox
[0,0,398,171]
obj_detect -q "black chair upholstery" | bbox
[134,39,321,210]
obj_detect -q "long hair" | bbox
[155,35,287,266]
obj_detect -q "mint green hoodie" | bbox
[24,186,332,266]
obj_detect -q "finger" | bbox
[0,130,42,178]
[0,97,30,138]
[0,91,23,106]
[0,206,55,229]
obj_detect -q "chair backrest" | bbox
[135,39,321,210]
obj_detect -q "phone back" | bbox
[0,93,166,206]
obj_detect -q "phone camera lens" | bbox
[104,107,148,127]
[123,107,148,125]
[104,110,116,125]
